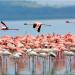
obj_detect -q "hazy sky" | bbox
[1,0,75,8]
[26,0,75,7]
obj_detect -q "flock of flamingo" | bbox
[0,20,75,75]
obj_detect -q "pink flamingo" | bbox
[66,20,75,23]
[0,34,75,75]
[0,21,19,30]
[0,36,13,75]
[24,22,52,32]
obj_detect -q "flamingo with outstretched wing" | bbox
[24,22,52,32]
[0,21,19,30]
[66,20,75,23]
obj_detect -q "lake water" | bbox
[0,52,75,75]
[0,19,75,75]
[0,19,75,36]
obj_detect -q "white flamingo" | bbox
[12,52,22,75]
[28,50,38,75]
[38,52,47,75]
[64,50,75,75]
[1,49,11,75]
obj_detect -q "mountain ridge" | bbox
[0,4,75,20]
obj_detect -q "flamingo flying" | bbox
[24,22,52,32]
[0,21,19,30]
[66,20,75,24]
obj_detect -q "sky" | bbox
[29,0,75,7]
[0,0,75,8]
[0,0,75,20]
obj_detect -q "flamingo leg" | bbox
[28,56,30,70]
[69,56,72,75]
[49,56,51,71]
[49,56,53,75]
[0,56,2,75]
[14,59,18,75]
[5,56,8,75]
[2,55,8,75]
[1,56,3,74]
[42,57,46,75]
[32,56,35,75]
[65,56,72,75]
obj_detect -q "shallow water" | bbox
[0,54,75,75]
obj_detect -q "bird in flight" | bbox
[0,21,19,30]
[66,20,75,23]
[24,22,52,32]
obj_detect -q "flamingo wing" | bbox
[1,21,8,29]
[33,24,37,28]
[37,25,41,32]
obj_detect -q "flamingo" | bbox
[64,50,75,75]
[49,36,65,74]
[28,50,38,75]
[0,21,19,30]
[33,22,42,32]
[12,52,22,75]
[0,35,13,74]
[66,20,75,23]
[24,22,52,32]
[1,49,11,75]
[11,39,25,75]
[2,36,22,75]
[0,36,14,74]
[26,48,33,70]
[63,34,75,75]
[0,46,4,75]
[41,48,56,74]
[38,52,47,75]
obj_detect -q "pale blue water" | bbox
[1,54,75,75]
[0,19,75,36]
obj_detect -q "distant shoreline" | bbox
[0,18,75,21]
